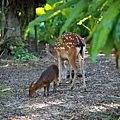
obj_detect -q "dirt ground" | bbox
[0,44,120,120]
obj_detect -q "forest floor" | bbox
[0,43,120,120]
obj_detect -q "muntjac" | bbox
[29,64,59,97]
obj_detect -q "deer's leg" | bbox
[66,61,73,84]
[44,87,46,96]
[61,60,66,80]
[81,58,86,90]
[114,48,119,69]
[69,55,78,89]
[67,61,72,80]
[78,54,86,90]
[58,57,62,85]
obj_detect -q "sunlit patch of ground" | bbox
[0,54,120,120]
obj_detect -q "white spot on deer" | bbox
[65,36,68,40]
[69,36,71,39]
[67,45,71,49]
[60,47,65,50]
[68,42,72,45]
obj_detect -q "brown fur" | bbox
[29,64,59,97]
[54,32,86,90]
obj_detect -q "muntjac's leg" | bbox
[44,87,47,96]
[47,83,50,96]
[53,77,58,93]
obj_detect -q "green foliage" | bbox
[24,0,79,37]
[11,47,37,60]
[25,0,78,34]
[27,2,68,45]
[36,13,66,44]
[47,0,59,6]
[26,0,120,64]
[0,36,24,50]
[90,0,120,62]
[0,36,37,60]
[59,0,90,37]
[114,15,120,52]
[0,11,2,33]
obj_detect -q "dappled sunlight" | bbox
[4,115,32,120]
[4,98,65,119]
[1,55,119,119]
[88,103,120,113]
[18,98,63,110]
[15,97,120,119]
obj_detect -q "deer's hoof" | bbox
[71,86,74,90]
[78,70,87,77]
[81,86,87,92]
[83,87,87,92]
[58,82,62,86]
[70,84,75,90]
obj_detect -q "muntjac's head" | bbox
[29,82,36,97]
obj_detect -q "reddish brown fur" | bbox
[114,47,119,69]
[29,64,59,97]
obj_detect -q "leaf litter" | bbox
[0,53,120,120]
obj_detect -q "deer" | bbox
[45,43,69,79]
[45,43,85,80]
[54,32,86,90]
[29,64,59,97]
[45,43,57,64]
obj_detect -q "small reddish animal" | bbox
[29,64,59,97]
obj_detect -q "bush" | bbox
[11,47,37,60]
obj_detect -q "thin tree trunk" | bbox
[2,0,21,38]
[1,0,6,37]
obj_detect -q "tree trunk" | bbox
[1,0,21,38]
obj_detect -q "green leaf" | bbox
[47,0,60,6]
[25,0,79,38]
[48,39,55,45]
[113,14,120,52]
[88,0,106,12]
[59,0,90,37]
[114,15,120,42]
[101,34,114,56]
[90,0,120,62]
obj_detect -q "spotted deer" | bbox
[45,43,68,79]
[54,32,86,90]
[45,43,57,64]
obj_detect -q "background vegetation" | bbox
[0,0,120,66]
[27,0,120,63]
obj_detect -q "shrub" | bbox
[11,47,37,60]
